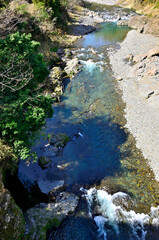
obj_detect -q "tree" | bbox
[0,32,53,161]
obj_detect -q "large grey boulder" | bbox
[24,192,79,240]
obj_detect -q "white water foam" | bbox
[80,59,107,73]
[80,59,97,73]
[81,188,159,240]
[94,216,107,240]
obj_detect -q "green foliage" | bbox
[42,218,61,233]
[32,0,67,21]
[0,32,53,161]
[15,3,28,14]
[50,46,58,52]
[0,0,9,8]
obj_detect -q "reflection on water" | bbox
[81,22,130,47]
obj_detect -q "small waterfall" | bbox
[81,188,159,240]
[80,59,97,73]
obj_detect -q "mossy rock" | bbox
[49,133,70,148]
[0,171,25,240]
[38,156,52,169]
[24,192,79,240]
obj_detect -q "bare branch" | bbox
[0,53,34,92]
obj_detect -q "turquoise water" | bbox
[18,22,130,190]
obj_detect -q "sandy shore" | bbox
[84,0,118,5]
[109,30,159,180]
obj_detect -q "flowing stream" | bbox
[9,3,159,239]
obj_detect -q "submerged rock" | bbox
[38,156,52,169]
[89,98,102,112]
[49,133,70,148]
[24,192,79,240]
[38,180,65,195]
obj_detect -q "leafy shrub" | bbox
[0,32,53,161]
[32,0,67,22]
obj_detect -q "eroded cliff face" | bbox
[0,171,25,240]
[119,0,159,16]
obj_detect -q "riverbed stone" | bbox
[49,132,70,148]
[89,98,102,112]
[49,67,64,101]
[43,145,60,158]
[38,156,52,169]
[117,20,129,26]
[24,192,79,240]
[38,179,65,195]
[64,57,80,77]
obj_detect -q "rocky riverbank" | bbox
[109,30,159,180]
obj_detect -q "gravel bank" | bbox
[84,0,118,5]
[109,30,159,181]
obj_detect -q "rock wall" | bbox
[0,171,25,240]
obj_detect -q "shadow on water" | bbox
[47,216,159,240]
[17,104,128,195]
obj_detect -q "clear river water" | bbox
[8,3,159,240]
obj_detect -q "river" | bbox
[10,3,159,239]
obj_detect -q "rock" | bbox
[117,14,121,21]
[128,15,159,36]
[137,68,144,74]
[64,57,80,77]
[38,156,52,169]
[147,68,158,76]
[57,48,64,56]
[133,54,147,63]
[38,180,65,195]
[49,67,64,101]
[138,62,146,69]
[24,192,79,240]
[89,98,102,112]
[49,133,70,148]
[116,76,123,81]
[43,146,60,158]
[69,24,96,36]
[0,172,24,240]
[76,85,87,95]
[128,15,147,32]
[147,48,159,58]
[64,48,72,59]
[146,91,155,99]
[117,20,129,26]
[126,53,134,61]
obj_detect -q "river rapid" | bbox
[12,3,159,240]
